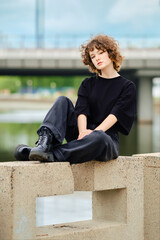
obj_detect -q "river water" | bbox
[0,107,159,226]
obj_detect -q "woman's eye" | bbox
[91,56,95,59]
[99,51,104,54]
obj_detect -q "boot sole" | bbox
[29,151,54,162]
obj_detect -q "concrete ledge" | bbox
[36,220,126,240]
[133,152,160,157]
[0,154,160,240]
[71,157,129,191]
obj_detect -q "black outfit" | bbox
[38,75,136,164]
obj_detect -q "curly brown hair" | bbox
[80,34,124,74]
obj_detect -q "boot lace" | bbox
[35,128,53,149]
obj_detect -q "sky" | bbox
[0,0,160,47]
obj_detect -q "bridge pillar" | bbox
[138,77,153,123]
[137,124,152,153]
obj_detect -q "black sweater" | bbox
[75,75,136,136]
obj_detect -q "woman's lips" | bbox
[97,62,103,65]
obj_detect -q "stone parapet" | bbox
[0,154,160,240]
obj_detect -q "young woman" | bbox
[14,34,136,164]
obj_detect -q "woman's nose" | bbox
[96,55,100,61]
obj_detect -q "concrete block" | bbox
[0,154,160,240]
[71,157,128,191]
[33,156,145,240]
[71,155,160,240]
[0,161,74,240]
[143,156,160,240]
[92,188,127,223]
[124,156,145,240]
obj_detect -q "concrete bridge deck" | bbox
[0,48,160,76]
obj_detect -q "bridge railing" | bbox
[0,34,160,49]
[0,153,160,240]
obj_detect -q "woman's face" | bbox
[89,47,113,71]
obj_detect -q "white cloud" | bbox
[106,0,160,24]
[45,0,93,33]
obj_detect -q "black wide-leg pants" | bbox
[38,96,119,164]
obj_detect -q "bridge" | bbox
[0,48,160,75]
[0,48,160,123]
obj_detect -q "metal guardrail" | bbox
[0,34,160,49]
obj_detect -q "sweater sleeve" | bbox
[75,79,90,117]
[110,82,136,135]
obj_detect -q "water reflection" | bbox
[0,110,47,123]
[0,122,40,161]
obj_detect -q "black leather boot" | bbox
[14,144,31,161]
[29,127,54,162]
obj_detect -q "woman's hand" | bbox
[78,129,93,140]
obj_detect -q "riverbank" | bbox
[0,94,77,111]
[0,95,159,111]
